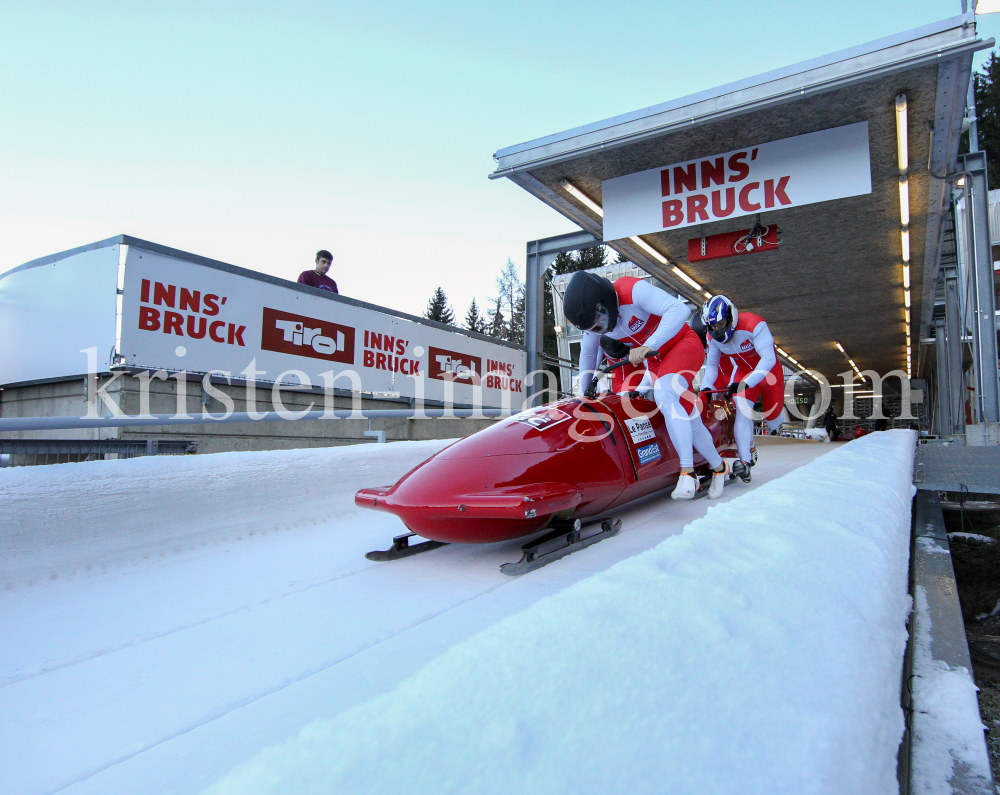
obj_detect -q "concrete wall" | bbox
[0,375,497,455]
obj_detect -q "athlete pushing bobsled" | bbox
[698,295,788,483]
[563,271,727,501]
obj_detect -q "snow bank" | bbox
[910,585,993,795]
[947,532,995,544]
[0,439,453,588]
[203,430,917,795]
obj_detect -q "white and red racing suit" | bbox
[577,277,720,470]
[700,311,787,462]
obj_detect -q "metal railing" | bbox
[0,408,513,434]
[0,439,196,467]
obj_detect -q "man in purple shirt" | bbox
[297,250,338,293]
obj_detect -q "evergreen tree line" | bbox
[962,50,1000,186]
[423,245,628,357]
[423,259,525,343]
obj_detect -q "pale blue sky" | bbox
[2,1,997,318]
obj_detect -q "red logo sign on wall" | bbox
[260,307,355,364]
[428,346,482,385]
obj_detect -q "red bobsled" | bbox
[356,391,737,574]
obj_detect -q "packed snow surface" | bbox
[946,532,996,544]
[910,586,993,795]
[1,439,456,588]
[204,431,916,795]
[0,434,914,795]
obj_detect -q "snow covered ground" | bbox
[0,434,914,795]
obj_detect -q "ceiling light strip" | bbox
[560,179,709,297]
[835,340,865,381]
[896,94,912,378]
[561,180,817,379]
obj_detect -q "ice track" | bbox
[1,438,835,795]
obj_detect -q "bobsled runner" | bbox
[357,360,737,575]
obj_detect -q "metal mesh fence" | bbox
[0,440,196,467]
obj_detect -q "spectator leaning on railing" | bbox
[297,250,338,294]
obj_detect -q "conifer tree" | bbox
[424,287,455,325]
[464,298,486,334]
[492,259,525,343]
[961,51,1000,186]
[542,247,611,357]
[509,283,526,344]
[575,245,609,271]
[486,300,507,339]
[975,51,1000,187]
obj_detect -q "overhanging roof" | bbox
[491,14,993,383]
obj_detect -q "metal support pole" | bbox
[944,269,966,433]
[967,77,980,154]
[957,151,1000,423]
[524,239,543,387]
[523,231,596,407]
[935,317,953,437]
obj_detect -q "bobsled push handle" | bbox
[584,350,658,400]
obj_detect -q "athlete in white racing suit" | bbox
[699,295,788,482]
[566,272,727,500]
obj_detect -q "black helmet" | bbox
[689,311,708,347]
[563,271,618,332]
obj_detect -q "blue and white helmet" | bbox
[700,295,739,343]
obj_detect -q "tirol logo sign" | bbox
[601,122,872,240]
[428,347,482,385]
[512,407,571,431]
[260,307,355,364]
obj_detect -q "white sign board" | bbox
[602,122,872,240]
[0,245,120,385]
[119,248,526,407]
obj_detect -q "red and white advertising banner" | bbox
[119,249,526,407]
[601,122,871,240]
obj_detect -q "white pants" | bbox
[733,395,786,463]
[654,376,723,470]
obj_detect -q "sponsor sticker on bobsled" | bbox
[512,408,571,432]
[636,441,661,465]
[625,416,655,444]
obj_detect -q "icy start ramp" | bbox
[202,432,916,795]
[0,434,910,795]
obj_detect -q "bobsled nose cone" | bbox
[355,452,584,545]
[355,396,634,545]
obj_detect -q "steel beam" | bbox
[526,230,600,257]
[505,173,706,303]
[935,317,953,436]
[944,268,966,433]
[493,16,990,176]
[958,151,1000,422]
[920,52,973,343]
[524,231,599,406]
